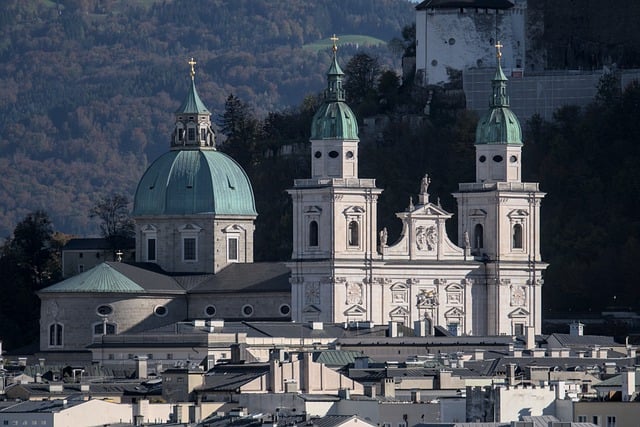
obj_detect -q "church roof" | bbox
[132,149,257,216]
[187,262,290,293]
[175,77,210,114]
[40,262,145,293]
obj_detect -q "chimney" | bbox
[136,356,148,379]
[627,347,637,358]
[554,380,566,400]
[414,319,428,337]
[338,388,351,399]
[311,321,323,330]
[381,378,395,398]
[525,326,536,350]
[569,322,584,336]
[576,350,585,358]
[388,321,399,338]
[364,384,376,398]
[622,368,636,401]
[507,363,518,386]
[354,356,369,369]
[474,349,485,361]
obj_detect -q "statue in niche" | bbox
[379,227,388,247]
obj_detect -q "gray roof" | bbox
[544,333,619,349]
[188,262,290,293]
[312,415,374,427]
[0,399,84,413]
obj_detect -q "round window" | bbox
[204,305,216,317]
[345,151,354,159]
[154,305,168,317]
[510,155,518,163]
[96,305,113,316]
[431,59,438,67]
[314,151,322,158]
[493,155,504,163]
[479,155,486,163]
[279,304,291,316]
[448,38,456,45]
[328,150,339,158]
[242,304,254,317]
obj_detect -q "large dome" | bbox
[133,150,257,216]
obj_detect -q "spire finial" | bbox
[495,41,503,65]
[330,34,339,54]
[188,57,197,81]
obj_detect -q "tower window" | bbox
[348,221,359,246]
[183,237,196,261]
[474,224,484,249]
[513,224,523,249]
[228,237,239,261]
[147,238,156,262]
[49,323,63,347]
[200,128,206,141]
[188,128,195,141]
[309,221,319,247]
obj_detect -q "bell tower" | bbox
[287,36,382,323]
[453,42,547,335]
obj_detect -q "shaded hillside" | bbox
[0,0,414,237]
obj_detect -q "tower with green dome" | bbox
[133,59,257,274]
[454,42,547,335]
[287,37,383,322]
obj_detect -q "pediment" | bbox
[508,209,529,219]
[304,205,322,214]
[179,223,202,233]
[389,306,409,316]
[343,205,365,214]
[508,307,530,318]
[222,224,245,233]
[344,305,367,316]
[469,209,487,218]
[142,224,157,233]
[303,304,321,313]
[390,282,408,291]
[444,307,464,318]
[445,283,463,292]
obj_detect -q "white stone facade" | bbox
[416,1,526,85]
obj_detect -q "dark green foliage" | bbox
[524,78,640,313]
[0,211,62,349]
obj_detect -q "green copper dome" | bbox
[40,263,145,293]
[176,79,210,115]
[133,150,257,216]
[310,51,359,140]
[475,60,522,145]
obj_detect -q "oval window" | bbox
[204,305,216,317]
[510,155,518,163]
[96,305,113,316]
[493,155,504,162]
[448,38,456,45]
[479,155,486,163]
[279,304,291,316]
[328,150,339,158]
[314,151,322,158]
[154,305,168,317]
[242,304,254,317]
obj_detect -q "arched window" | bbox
[93,322,116,336]
[513,223,523,249]
[309,221,318,247]
[348,221,359,246]
[49,323,63,347]
[474,224,484,249]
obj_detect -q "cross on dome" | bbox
[495,41,503,63]
[188,57,197,81]
[330,34,339,53]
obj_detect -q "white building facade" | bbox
[288,44,546,336]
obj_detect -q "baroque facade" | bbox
[287,42,546,335]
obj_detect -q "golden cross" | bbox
[330,34,339,53]
[495,41,503,60]
[188,57,197,80]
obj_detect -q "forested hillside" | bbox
[0,0,414,237]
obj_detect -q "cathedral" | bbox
[38,41,546,353]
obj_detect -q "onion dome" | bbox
[310,38,358,140]
[475,44,522,145]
